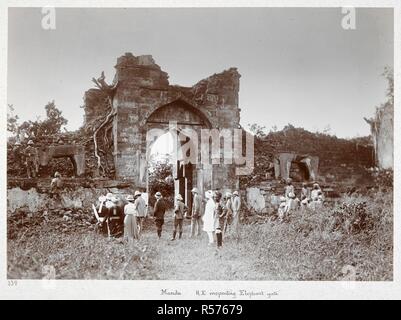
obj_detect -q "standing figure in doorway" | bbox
[232,191,241,234]
[202,190,216,245]
[171,194,187,241]
[153,192,167,239]
[223,192,233,234]
[213,191,225,249]
[133,190,147,236]
[190,188,203,238]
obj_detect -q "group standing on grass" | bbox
[94,188,242,250]
[278,178,325,222]
[149,188,242,249]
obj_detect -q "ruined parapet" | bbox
[111,52,241,192]
[191,68,241,128]
[114,52,169,88]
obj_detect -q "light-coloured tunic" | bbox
[124,203,138,239]
[133,196,147,217]
[202,198,216,232]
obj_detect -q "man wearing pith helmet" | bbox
[190,187,203,238]
[133,190,147,236]
[24,139,39,178]
[153,192,167,239]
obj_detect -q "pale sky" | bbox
[8,7,393,138]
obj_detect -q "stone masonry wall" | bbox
[110,52,241,191]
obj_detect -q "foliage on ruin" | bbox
[148,158,174,208]
[86,72,118,177]
[7,101,68,142]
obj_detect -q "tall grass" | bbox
[237,190,393,280]
[8,191,392,280]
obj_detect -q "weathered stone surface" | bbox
[38,144,86,177]
[101,52,242,194]
[365,103,393,170]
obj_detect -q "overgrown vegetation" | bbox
[148,157,174,208]
[8,190,392,280]
[238,190,393,280]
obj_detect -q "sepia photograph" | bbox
[2,3,396,294]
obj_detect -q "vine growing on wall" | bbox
[89,72,118,176]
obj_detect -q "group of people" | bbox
[278,179,325,222]
[94,191,147,241]
[94,187,242,249]
[151,188,241,249]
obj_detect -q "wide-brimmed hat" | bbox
[176,194,183,201]
[111,197,119,203]
[27,140,34,145]
[191,187,199,194]
[54,172,61,178]
[98,195,107,202]
[134,190,142,197]
[155,192,162,198]
[286,178,292,184]
[126,195,135,202]
[106,193,114,200]
[288,192,295,199]
[313,183,320,188]
[15,141,21,146]
[233,191,239,196]
[225,192,232,198]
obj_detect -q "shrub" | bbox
[237,190,393,280]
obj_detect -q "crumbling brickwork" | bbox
[84,52,241,196]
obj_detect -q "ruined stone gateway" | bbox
[84,53,242,206]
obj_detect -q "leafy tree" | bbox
[7,104,19,135]
[11,100,68,141]
[42,100,68,135]
[248,123,267,138]
[148,158,174,207]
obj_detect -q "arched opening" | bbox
[147,132,176,209]
[145,99,212,214]
[289,161,311,181]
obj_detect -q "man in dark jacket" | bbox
[153,192,167,239]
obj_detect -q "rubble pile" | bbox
[7,207,96,240]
